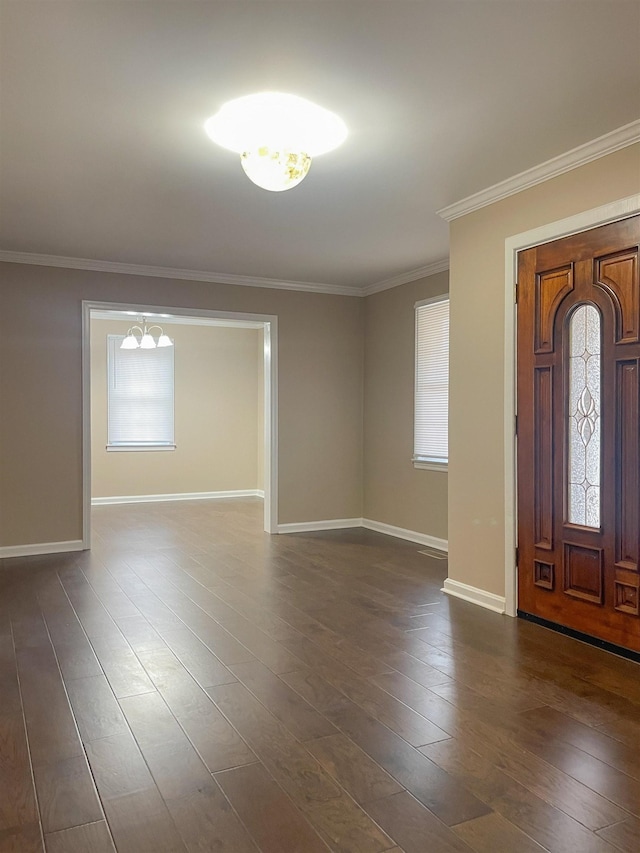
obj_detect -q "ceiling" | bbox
[1,1,639,292]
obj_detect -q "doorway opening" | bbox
[81,301,278,548]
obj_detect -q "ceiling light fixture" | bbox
[120,319,173,350]
[204,92,347,192]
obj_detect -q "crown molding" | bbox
[437,118,640,222]
[363,258,450,296]
[0,247,451,298]
[0,250,361,297]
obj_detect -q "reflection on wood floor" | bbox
[1,498,639,852]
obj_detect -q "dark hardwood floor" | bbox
[1,498,639,852]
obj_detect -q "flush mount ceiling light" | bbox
[121,318,173,350]
[204,92,347,192]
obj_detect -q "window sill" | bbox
[106,445,176,452]
[413,459,448,472]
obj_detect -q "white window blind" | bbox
[107,335,175,448]
[414,296,449,465]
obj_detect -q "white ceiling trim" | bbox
[437,118,640,222]
[0,250,361,297]
[363,259,450,296]
[0,249,451,298]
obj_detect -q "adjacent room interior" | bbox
[89,309,267,513]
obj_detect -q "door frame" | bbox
[81,300,279,549]
[503,193,640,617]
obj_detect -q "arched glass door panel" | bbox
[567,303,601,528]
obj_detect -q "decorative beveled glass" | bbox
[567,304,601,528]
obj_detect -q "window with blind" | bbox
[107,335,175,449]
[414,296,449,468]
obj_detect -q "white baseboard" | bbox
[362,518,448,553]
[277,518,363,534]
[92,489,264,506]
[0,540,85,559]
[442,578,506,614]
[276,517,449,552]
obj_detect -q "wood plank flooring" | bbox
[1,498,639,852]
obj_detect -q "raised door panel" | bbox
[615,359,639,572]
[535,267,573,353]
[596,250,639,344]
[534,366,554,549]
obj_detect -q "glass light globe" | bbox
[241,148,311,192]
[140,333,156,349]
[156,334,173,348]
[120,334,139,349]
[205,92,346,191]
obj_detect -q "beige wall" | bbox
[5,147,635,556]
[0,266,363,546]
[448,143,640,597]
[364,273,448,540]
[91,319,262,498]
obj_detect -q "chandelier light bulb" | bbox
[120,320,173,350]
[204,92,347,191]
[120,334,139,349]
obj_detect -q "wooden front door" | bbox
[517,214,640,654]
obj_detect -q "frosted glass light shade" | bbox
[140,333,156,349]
[120,334,139,349]
[156,334,173,348]
[205,92,346,191]
[241,148,311,192]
